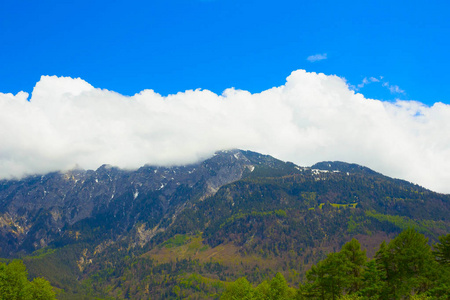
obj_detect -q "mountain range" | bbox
[0,150,448,299]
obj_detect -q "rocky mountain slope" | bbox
[0,150,256,256]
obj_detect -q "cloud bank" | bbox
[1,70,450,193]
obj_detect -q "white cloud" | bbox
[383,82,405,94]
[307,53,327,62]
[355,76,405,94]
[1,71,450,193]
[357,77,370,89]
[356,76,382,90]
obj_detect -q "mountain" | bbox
[0,150,449,299]
[0,150,257,256]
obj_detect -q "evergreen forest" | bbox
[222,229,450,300]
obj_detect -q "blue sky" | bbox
[1,0,449,104]
[2,0,450,193]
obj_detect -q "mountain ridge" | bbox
[0,149,447,257]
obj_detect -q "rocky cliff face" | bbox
[0,150,257,256]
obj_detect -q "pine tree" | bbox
[340,238,367,294]
[359,260,385,299]
[433,233,450,265]
[375,228,434,298]
[266,272,295,300]
[301,252,350,299]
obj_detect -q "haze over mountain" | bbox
[1,71,450,193]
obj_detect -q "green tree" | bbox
[253,273,295,300]
[425,264,450,299]
[373,240,392,299]
[222,277,255,300]
[358,260,385,299]
[433,233,450,265]
[30,277,57,300]
[338,295,362,300]
[375,228,434,298]
[0,260,31,299]
[426,234,450,300]
[300,252,350,300]
[299,263,326,299]
[266,272,295,300]
[255,279,270,299]
[340,238,367,294]
[0,260,56,300]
